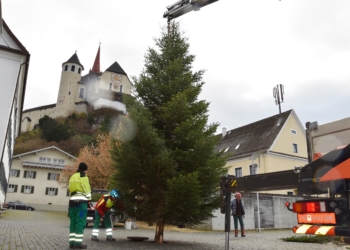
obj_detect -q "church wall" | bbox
[99,72,132,95]
[21,106,57,132]
[94,99,126,113]
[21,103,88,133]
[74,103,87,113]
[75,83,86,103]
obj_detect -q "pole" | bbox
[225,190,231,250]
[257,192,261,232]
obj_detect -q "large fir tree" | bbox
[111,22,226,243]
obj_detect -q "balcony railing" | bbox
[22,161,65,170]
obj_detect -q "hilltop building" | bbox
[0,15,30,205]
[21,45,132,132]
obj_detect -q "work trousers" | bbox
[69,202,88,246]
[233,215,244,230]
[92,210,113,238]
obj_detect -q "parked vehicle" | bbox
[4,201,35,211]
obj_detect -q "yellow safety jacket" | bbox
[69,172,91,201]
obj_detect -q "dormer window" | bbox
[235,144,240,149]
[71,65,75,72]
[224,147,230,152]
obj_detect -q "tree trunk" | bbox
[154,217,165,243]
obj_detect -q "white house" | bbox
[6,146,77,212]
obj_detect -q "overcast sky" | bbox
[3,0,350,133]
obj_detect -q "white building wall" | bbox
[0,23,29,205]
[94,98,126,113]
[7,147,76,212]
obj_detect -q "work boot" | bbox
[106,236,116,241]
[91,236,99,241]
[74,244,87,249]
[241,228,246,237]
[235,229,238,237]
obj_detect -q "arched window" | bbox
[71,65,75,72]
[78,68,81,74]
[64,65,68,71]
[79,88,85,98]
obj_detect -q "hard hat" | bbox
[110,189,120,199]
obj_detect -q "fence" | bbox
[209,193,300,231]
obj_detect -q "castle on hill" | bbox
[21,45,132,132]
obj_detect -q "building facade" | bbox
[0,16,30,205]
[6,146,76,212]
[216,110,308,195]
[21,45,132,132]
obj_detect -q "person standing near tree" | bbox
[91,189,122,242]
[68,162,92,249]
[231,192,246,237]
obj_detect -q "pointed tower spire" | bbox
[91,43,101,73]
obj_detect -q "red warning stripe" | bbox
[293,224,335,236]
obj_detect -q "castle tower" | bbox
[56,53,84,117]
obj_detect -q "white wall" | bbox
[94,98,126,113]
[211,195,299,230]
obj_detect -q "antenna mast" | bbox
[273,84,284,115]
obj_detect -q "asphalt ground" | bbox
[0,210,349,250]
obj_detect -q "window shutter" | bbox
[47,173,50,180]
[33,172,37,179]
[31,186,34,194]
[55,188,58,195]
[21,185,24,193]
[24,171,27,178]
[17,170,20,177]
[14,185,18,192]
[45,188,48,195]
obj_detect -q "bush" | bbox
[39,115,71,142]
